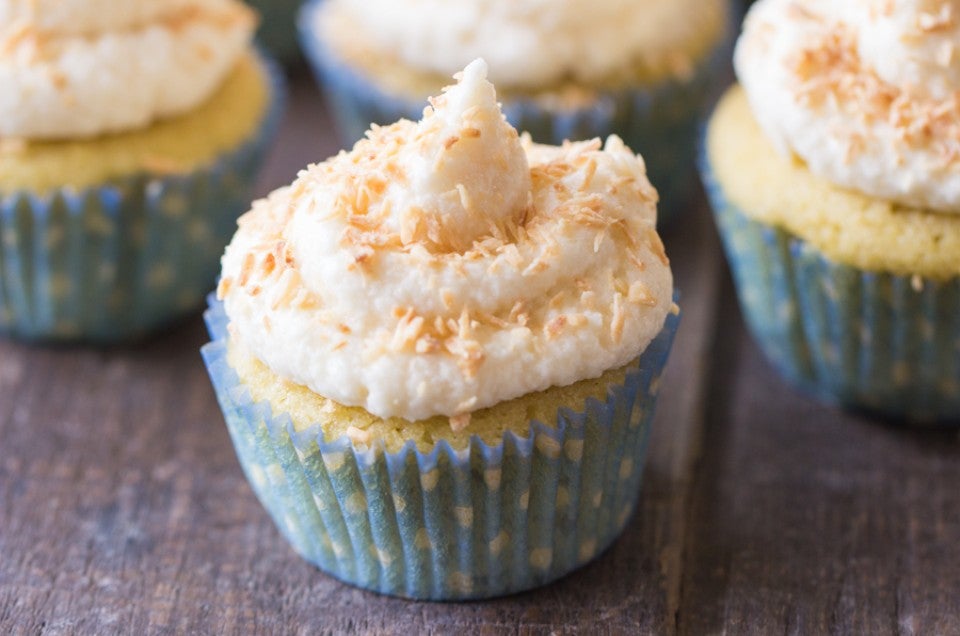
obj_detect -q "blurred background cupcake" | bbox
[0,0,284,341]
[204,60,679,599]
[702,0,960,422]
[299,0,734,225]
[245,0,303,63]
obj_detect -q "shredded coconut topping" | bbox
[220,60,673,423]
[0,0,255,140]
[736,0,960,211]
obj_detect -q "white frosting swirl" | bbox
[316,0,728,89]
[0,0,256,140]
[220,60,673,422]
[735,0,960,211]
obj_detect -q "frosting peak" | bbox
[385,59,531,253]
[0,0,256,140]
[219,61,673,423]
[736,0,960,211]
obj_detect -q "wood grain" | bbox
[678,284,960,636]
[1,68,958,635]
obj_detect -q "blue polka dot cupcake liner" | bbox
[201,296,679,600]
[297,0,734,226]
[701,153,960,424]
[0,51,286,343]
[247,0,303,62]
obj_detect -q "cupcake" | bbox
[702,0,960,422]
[0,0,284,341]
[299,0,733,224]
[245,0,302,62]
[203,59,679,599]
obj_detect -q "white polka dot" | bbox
[187,219,210,242]
[162,194,188,218]
[45,226,65,249]
[266,463,285,484]
[454,506,474,528]
[619,458,634,480]
[535,435,561,459]
[939,378,960,397]
[85,213,113,236]
[175,291,198,311]
[371,544,394,567]
[449,572,473,595]
[420,469,439,492]
[323,452,346,472]
[564,440,584,462]
[415,528,431,550]
[392,494,407,514]
[345,492,367,515]
[484,468,501,490]
[822,281,839,302]
[649,376,662,396]
[147,264,174,290]
[48,274,70,300]
[556,487,570,509]
[578,539,597,561]
[519,491,530,510]
[489,531,509,555]
[312,493,327,511]
[98,262,116,283]
[248,464,267,489]
[529,548,553,570]
[892,362,910,387]
[777,302,794,322]
[822,344,839,365]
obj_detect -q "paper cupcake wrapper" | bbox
[201,296,679,599]
[701,152,960,423]
[298,0,733,225]
[248,0,303,62]
[0,52,286,343]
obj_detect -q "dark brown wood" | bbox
[678,281,960,636]
[1,67,957,635]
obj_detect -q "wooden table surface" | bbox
[2,68,959,636]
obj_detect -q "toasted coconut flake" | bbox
[545,315,567,339]
[346,426,373,446]
[610,293,625,344]
[449,413,471,433]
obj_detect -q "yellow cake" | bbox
[229,340,636,452]
[0,52,271,194]
[707,87,960,281]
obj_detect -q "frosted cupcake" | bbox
[203,60,679,599]
[0,0,284,341]
[702,0,960,421]
[299,0,733,224]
